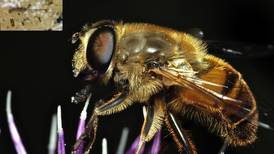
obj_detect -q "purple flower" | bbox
[75,95,91,154]
[125,130,161,154]
[116,127,129,154]
[126,135,145,154]
[48,114,57,154]
[57,106,65,154]
[6,91,27,154]
[149,129,161,154]
[4,91,162,154]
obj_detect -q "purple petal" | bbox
[76,118,85,140]
[76,95,90,139]
[126,135,145,154]
[57,106,65,154]
[116,127,129,154]
[102,138,108,154]
[6,91,27,154]
[75,119,85,154]
[48,114,57,154]
[75,95,90,154]
[58,131,65,154]
[149,129,161,154]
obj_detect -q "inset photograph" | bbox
[0,0,62,31]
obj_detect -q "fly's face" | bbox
[72,20,116,82]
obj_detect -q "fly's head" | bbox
[72,20,117,83]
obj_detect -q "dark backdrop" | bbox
[0,0,274,154]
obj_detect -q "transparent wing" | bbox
[150,64,257,126]
[185,28,274,58]
[206,40,274,58]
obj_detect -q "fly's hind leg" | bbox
[224,111,258,146]
[165,112,196,154]
[72,92,134,153]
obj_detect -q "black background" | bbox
[0,0,274,153]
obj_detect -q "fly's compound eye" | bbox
[87,26,115,73]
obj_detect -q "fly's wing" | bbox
[150,54,257,127]
[206,40,274,58]
[185,28,274,58]
[150,54,259,145]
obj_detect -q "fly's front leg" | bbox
[72,91,134,153]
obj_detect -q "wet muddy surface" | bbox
[0,0,62,31]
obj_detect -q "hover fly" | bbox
[71,20,264,154]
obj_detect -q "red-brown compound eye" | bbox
[87,26,115,73]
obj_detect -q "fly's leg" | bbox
[218,140,229,154]
[72,113,98,154]
[136,97,166,154]
[72,92,133,153]
[165,112,196,154]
